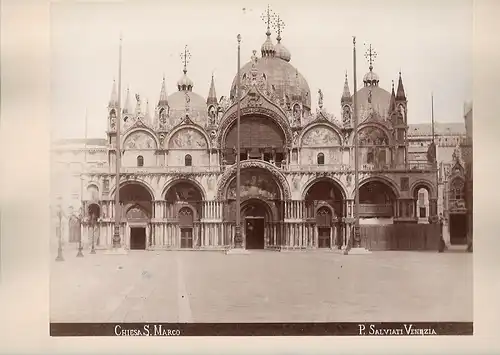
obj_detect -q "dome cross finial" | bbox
[180,45,191,74]
[261,4,274,37]
[364,43,377,72]
[272,13,285,43]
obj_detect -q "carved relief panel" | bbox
[123,132,156,150]
[168,129,208,149]
[301,127,341,147]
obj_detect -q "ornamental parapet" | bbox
[85,165,221,175]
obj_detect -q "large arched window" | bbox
[185,154,192,167]
[450,179,465,200]
[137,155,144,167]
[317,153,325,165]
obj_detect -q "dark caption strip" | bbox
[50,322,473,337]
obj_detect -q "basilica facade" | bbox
[52,27,443,252]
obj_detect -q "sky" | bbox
[50,0,472,140]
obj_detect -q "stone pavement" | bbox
[50,248,473,323]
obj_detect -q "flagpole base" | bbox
[225,248,250,255]
[344,247,371,255]
[104,247,128,255]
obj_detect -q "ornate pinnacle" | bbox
[272,13,285,42]
[260,5,275,37]
[364,43,377,71]
[180,45,192,74]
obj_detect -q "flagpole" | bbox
[234,33,243,249]
[432,92,439,224]
[77,109,88,257]
[113,35,123,249]
[352,36,361,249]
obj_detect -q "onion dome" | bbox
[261,31,276,57]
[177,68,194,92]
[274,41,291,62]
[363,70,380,86]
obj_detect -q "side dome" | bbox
[352,65,392,121]
[167,91,208,126]
[230,56,311,110]
[353,86,391,121]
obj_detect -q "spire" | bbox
[108,79,118,107]
[207,72,218,106]
[177,45,194,91]
[389,80,396,112]
[260,5,276,57]
[134,93,142,116]
[158,74,168,107]
[273,13,285,43]
[145,98,151,123]
[396,71,406,100]
[341,71,352,102]
[123,86,131,114]
[272,12,291,62]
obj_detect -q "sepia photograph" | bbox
[48,0,473,336]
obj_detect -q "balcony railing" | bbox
[359,204,394,217]
[84,161,435,175]
[86,166,221,174]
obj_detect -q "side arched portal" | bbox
[303,178,346,249]
[87,203,101,246]
[118,182,154,250]
[164,180,205,248]
[357,180,397,222]
[448,177,467,245]
[68,215,81,243]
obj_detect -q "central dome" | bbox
[231,56,311,109]
[230,32,311,110]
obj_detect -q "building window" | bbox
[419,207,427,218]
[185,154,192,166]
[450,179,465,200]
[378,149,386,165]
[418,192,425,206]
[137,155,144,167]
[367,151,374,164]
[317,153,325,165]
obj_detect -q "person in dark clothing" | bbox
[438,214,445,253]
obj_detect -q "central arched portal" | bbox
[241,199,271,249]
[223,166,286,249]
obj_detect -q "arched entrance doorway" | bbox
[68,215,81,243]
[411,182,433,223]
[304,179,345,248]
[241,199,272,249]
[165,180,204,248]
[222,166,286,249]
[448,178,467,245]
[118,182,153,250]
[87,203,101,247]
